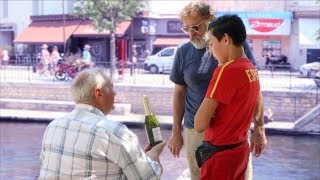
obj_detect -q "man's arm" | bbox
[250,92,267,157]
[113,133,166,179]
[168,84,186,157]
[145,141,166,174]
[194,98,218,133]
[243,41,259,68]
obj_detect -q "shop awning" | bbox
[153,37,189,46]
[13,20,83,44]
[73,20,131,37]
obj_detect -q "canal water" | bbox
[0,121,319,180]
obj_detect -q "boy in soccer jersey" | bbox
[194,14,263,180]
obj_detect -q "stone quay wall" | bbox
[0,82,319,122]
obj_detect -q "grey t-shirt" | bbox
[170,41,256,128]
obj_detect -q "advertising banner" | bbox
[216,12,292,36]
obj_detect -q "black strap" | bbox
[215,141,247,152]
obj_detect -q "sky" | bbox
[147,0,192,15]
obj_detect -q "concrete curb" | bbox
[3,108,319,136]
[0,108,174,127]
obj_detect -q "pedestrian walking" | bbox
[38,44,50,75]
[2,48,9,68]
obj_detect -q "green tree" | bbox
[74,0,146,79]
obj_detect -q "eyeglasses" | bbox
[181,19,206,33]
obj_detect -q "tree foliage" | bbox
[73,0,147,79]
[74,0,146,32]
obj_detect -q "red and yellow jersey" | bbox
[205,58,260,145]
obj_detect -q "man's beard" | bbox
[190,35,207,49]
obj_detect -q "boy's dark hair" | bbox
[208,14,246,46]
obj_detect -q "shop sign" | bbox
[141,20,149,34]
[216,12,292,35]
[249,18,284,33]
[0,25,14,31]
[141,26,149,34]
[167,20,183,33]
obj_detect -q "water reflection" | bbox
[253,134,320,180]
[0,122,319,180]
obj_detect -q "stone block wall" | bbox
[0,83,73,101]
[114,85,174,115]
[0,82,318,122]
[263,90,319,122]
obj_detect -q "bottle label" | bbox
[152,127,162,142]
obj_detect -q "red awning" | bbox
[153,37,189,46]
[73,20,131,37]
[14,20,82,44]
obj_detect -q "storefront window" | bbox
[262,40,281,56]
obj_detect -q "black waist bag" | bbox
[195,141,246,168]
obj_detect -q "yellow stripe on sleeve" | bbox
[209,61,234,98]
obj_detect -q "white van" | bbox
[144,46,177,74]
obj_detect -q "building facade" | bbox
[2,0,319,69]
[288,1,320,67]
[207,0,320,69]
[0,0,73,48]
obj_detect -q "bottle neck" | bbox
[143,96,153,116]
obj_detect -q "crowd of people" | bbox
[39,1,267,180]
[37,43,93,75]
[0,47,10,69]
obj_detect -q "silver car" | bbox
[299,62,320,78]
[144,46,177,74]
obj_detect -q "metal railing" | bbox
[0,62,319,88]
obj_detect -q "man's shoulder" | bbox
[221,59,256,76]
[177,41,194,52]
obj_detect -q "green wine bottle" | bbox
[143,95,163,147]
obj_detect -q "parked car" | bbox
[299,62,320,78]
[144,46,177,74]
